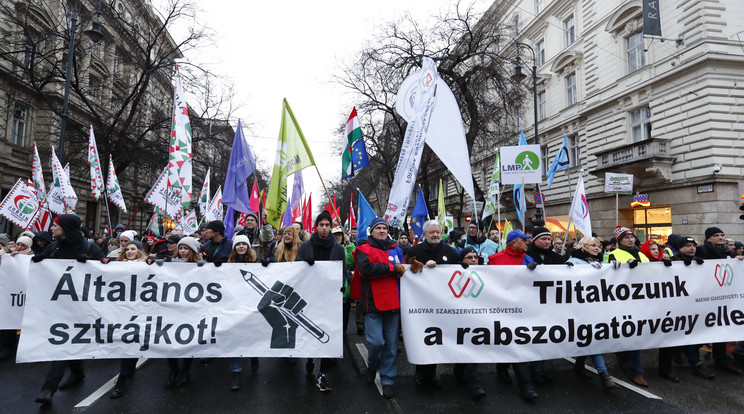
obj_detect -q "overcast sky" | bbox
[172,0,490,213]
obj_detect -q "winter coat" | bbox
[696,241,735,260]
[203,237,233,263]
[352,238,404,313]
[488,245,534,266]
[605,246,649,263]
[37,215,104,260]
[526,243,566,265]
[463,235,499,264]
[405,240,459,265]
[296,232,349,288]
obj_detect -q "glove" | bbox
[565,261,574,267]
[261,259,270,267]
[306,258,315,266]
[76,254,89,263]
[683,258,692,266]
[155,259,164,267]
[590,262,602,269]
[394,264,406,277]
[662,258,672,267]
[197,261,205,267]
[627,259,639,269]
[526,262,538,271]
[339,285,346,293]
[164,257,172,262]
[31,255,44,263]
[610,260,621,270]
[214,260,222,267]
[461,262,469,269]
[694,257,704,265]
[407,257,423,273]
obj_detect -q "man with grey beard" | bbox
[405,220,459,388]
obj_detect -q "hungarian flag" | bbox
[31,143,46,206]
[345,192,356,231]
[198,168,210,219]
[341,107,370,179]
[88,126,104,200]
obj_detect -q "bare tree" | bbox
[335,1,526,222]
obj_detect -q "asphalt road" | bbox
[3,310,744,413]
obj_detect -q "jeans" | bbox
[365,311,400,386]
[575,355,608,373]
[623,350,643,376]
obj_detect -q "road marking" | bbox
[74,358,149,410]
[356,343,383,395]
[564,357,662,400]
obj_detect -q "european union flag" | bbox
[356,190,377,244]
[410,186,428,239]
[351,139,370,173]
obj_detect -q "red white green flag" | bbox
[205,185,223,222]
[198,168,210,219]
[48,146,77,214]
[167,64,193,209]
[145,167,182,220]
[0,178,39,229]
[106,155,127,213]
[88,126,105,200]
[31,143,46,206]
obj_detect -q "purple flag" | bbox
[282,193,293,229]
[224,206,235,238]
[222,120,256,213]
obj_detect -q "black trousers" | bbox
[42,360,84,392]
[453,363,482,390]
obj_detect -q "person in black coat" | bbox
[405,219,458,388]
[525,227,566,265]
[296,211,348,392]
[33,215,104,406]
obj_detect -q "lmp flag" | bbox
[167,64,193,209]
[355,190,377,245]
[482,152,500,220]
[198,168,210,218]
[410,186,428,239]
[206,186,224,222]
[31,143,46,206]
[87,126,105,200]
[106,155,127,213]
[145,167,182,220]
[342,107,370,179]
[222,120,256,214]
[266,99,316,229]
[547,135,570,188]
[569,170,592,237]
[48,147,77,214]
[0,178,39,229]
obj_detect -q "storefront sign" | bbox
[604,173,634,194]
[631,192,650,208]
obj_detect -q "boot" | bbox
[519,382,539,402]
[599,372,619,390]
[110,376,127,399]
[250,358,259,373]
[230,372,241,391]
[166,368,179,388]
[59,373,85,389]
[575,360,593,379]
[35,390,53,405]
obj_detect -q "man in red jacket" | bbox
[488,230,535,267]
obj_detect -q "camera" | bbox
[712,164,721,174]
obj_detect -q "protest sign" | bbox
[0,255,31,329]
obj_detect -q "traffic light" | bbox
[740,195,744,220]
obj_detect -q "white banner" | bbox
[0,255,31,329]
[17,261,342,362]
[500,145,542,185]
[383,57,438,228]
[400,259,744,364]
[604,172,634,194]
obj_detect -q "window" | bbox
[512,15,520,37]
[566,72,577,106]
[630,106,651,142]
[627,32,645,73]
[564,16,575,46]
[568,135,580,167]
[538,91,546,120]
[113,50,120,73]
[20,33,33,66]
[11,105,28,146]
[91,40,100,58]
[542,146,550,176]
[633,206,672,244]
[88,77,101,99]
[428,181,437,202]
[535,0,544,14]
[536,39,545,66]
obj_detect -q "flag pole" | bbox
[521,177,526,232]
[101,191,113,236]
[125,198,147,230]
[615,193,619,227]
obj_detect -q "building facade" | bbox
[479,0,744,242]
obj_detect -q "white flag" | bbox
[198,168,210,218]
[106,155,127,213]
[569,171,592,238]
[383,57,439,227]
[31,143,46,206]
[177,209,199,235]
[48,147,77,214]
[0,178,40,229]
[88,126,105,200]
[205,186,223,222]
[144,167,182,220]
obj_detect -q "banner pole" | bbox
[521,177,525,233]
[616,193,619,227]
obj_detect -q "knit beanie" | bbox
[315,211,333,226]
[613,226,633,243]
[206,220,225,236]
[177,237,201,254]
[232,235,251,249]
[369,217,388,231]
[705,227,724,241]
[531,227,551,241]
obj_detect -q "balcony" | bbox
[594,139,675,181]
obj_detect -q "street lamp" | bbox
[511,42,539,146]
[58,6,104,164]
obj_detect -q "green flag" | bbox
[266,99,316,228]
[500,219,513,250]
[481,152,500,220]
[437,179,446,230]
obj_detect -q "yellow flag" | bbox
[501,219,513,250]
[266,99,316,228]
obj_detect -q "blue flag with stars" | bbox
[342,108,370,179]
[410,186,428,239]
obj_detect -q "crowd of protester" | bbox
[1,212,743,405]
